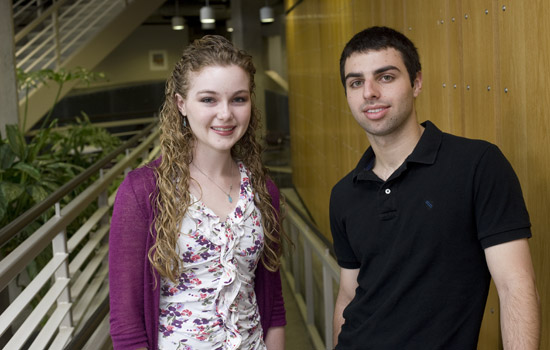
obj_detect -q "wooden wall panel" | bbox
[497,2,528,202]
[445,0,465,136]
[405,0,449,129]
[285,0,549,347]
[461,0,498,143]
[523,1,550,349]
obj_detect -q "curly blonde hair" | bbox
[149,35,286,283]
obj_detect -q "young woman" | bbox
[109,35,287,350]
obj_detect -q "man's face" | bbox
[343,48,422,138]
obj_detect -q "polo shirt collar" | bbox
[352,120,443,182]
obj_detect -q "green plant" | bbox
[1,66,121,319]
[16,67,106,131]
[0,122,79,230]
[2,67,115,250]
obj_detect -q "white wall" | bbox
[89,25,190,88]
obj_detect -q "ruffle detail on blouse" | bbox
[181,161,263,349]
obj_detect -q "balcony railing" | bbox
[0,123,158,349]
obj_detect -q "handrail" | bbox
[14,0,70,43]
[281,189,340,350]
[284,194,335,256]
[0,122,156,248]
[0,122,160,348]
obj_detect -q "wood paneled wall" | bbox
[285,0,549,348]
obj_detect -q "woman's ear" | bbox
[175,93,186,116]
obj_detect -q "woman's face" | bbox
[176,65,252,156]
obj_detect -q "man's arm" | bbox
[485,238,541,349]
[333,268,359,348]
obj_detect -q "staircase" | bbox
[12,0,166,132]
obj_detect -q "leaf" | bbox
[0,144,17,169]
[0,181,25,202]
[5,124,27,160]
[27,184,48,203]
[13,162,41,180]
[38,180,59,192]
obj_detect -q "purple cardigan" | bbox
[109,160,286,350]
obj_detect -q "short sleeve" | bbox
[473,145,531,248]
[330,184,361,269]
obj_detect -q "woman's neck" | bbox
[191,150,235,176]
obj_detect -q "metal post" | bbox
[124,149,132,176]
[303,232,314,325]
[52,8,61,68]
[322,249,334,350]
[52,203,73,329]
[291,224,300,294]
[98,168,109,227]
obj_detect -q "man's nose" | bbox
[363,80,380,100]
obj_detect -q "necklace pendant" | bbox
[228,195,233,203]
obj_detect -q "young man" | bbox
[330,26,540,349]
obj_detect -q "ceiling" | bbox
[144,0,284,37]
[144,0,232,34]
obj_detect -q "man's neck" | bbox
[368,121,424,181]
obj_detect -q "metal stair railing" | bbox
[0,122,159,350]
[13,0,132,74]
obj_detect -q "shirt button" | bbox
[385,188,391,194]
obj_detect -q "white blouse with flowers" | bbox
[158,162,266,350]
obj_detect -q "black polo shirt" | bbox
[330,121,531,349]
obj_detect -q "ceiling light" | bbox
[226,19,233,32]
[260,3,274,23]
[172,16,184,30]
[172,0,184,30]
[200,0,215,24]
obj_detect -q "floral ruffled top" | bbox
[158,162,266,350]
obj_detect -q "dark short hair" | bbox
[339,26,421,87]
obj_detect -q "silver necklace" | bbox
[191,162,235,203]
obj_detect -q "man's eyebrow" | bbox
[344,65,401,82]
[344,72,364,82]
[373,65,401,75]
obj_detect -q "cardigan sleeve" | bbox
[262,180,292,333]
[267,266,287,327]
[109,170,153,350]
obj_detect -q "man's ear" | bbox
[175,93,186,115]
[413,71,423,97]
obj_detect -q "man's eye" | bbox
[350,80,363,88]
[380,75,394,82]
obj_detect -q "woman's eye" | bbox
[233,96,248,103]
[201,97,215,103]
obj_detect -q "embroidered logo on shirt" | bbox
[424,200,434,209]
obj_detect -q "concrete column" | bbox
[0,1,20,137]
